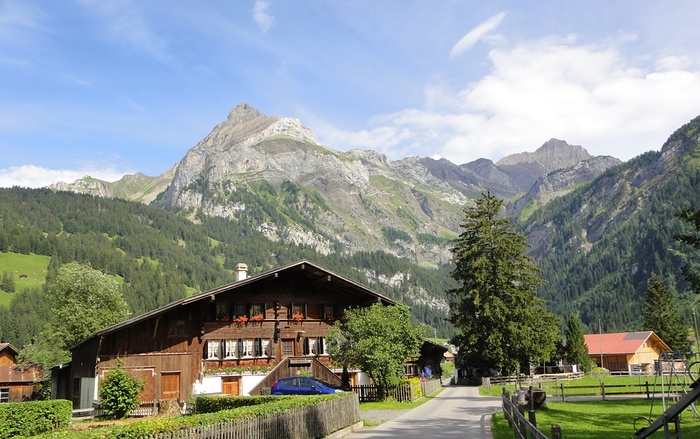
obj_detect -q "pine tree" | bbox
[449,191,560,376]
[565,313,591,373]
[642,275,690,353]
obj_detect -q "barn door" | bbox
[160,372,180,400]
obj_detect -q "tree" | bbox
[448,191,560,376]
[1,271,14,293]
[27,263,130,366]
[565,313,591,373]
[642,275,690,353]
[99,359,144,419]
[326,303,423,400]
[676,207,700,294]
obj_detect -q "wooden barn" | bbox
[52,260,399,410]
[0,343,43,402]
[584,331,672,375]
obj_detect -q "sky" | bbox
[3,1,700,188]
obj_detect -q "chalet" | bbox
[52,260,411,410]
[584,331,672,375]
[0,343,43,402]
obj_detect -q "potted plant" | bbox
[233,315,248,326]
[250,313,264,323]
[292,311,304,323]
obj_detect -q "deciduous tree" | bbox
[449,191,560,376]
[326,303,423,399]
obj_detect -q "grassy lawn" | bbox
[492,398,700,438]
[481,375,693,398]
[0,252,50,307]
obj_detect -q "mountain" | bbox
[40,103,700,335]
[51,168,175,204]
[53,104,616,267]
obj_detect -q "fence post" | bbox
[645,380,650,399]
[601,381,606,401]
[560,383,565,402]
[551,424,562,439]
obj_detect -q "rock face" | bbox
[53,104,620,265]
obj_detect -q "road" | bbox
[344,385,502,439]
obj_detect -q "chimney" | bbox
[235,263,248,281]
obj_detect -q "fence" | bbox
[351,379,442,402]
[502,389,561,439]
[143,394,360,439]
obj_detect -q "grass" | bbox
[0,252,50,307]
[480,374,691,398]
[491,398,700,439]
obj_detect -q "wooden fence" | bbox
[142,394,360,439]
[351,379,442,402]
[502,389,561,439]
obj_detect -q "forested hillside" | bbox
[0,188,456,350]
[522,116,700,332]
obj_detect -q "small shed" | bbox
[0,343,43,402]
[584,331,671,375]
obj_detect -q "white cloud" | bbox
[252,0,274,33]
[324,35,700,165]
[0,165,131,189]
[450,12,506,58]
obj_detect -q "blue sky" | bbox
[3,0,700,188]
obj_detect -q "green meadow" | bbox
[0,252,50,307]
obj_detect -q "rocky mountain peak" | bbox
[497,138,592,174]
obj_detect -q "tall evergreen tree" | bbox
[642,275,690,353]
[449,191,560,376]
[565,313,591,373]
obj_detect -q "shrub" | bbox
[0,399,72,439]
[99,359,145,419]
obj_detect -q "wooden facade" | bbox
[0,343,43,403]
[55,260,395,409]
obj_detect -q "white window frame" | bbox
[307,337,316,356]
[262,339,271,357]
[223,339,237,359]
[206,340,221,360]
[241,339,254,357]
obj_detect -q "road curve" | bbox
[344,385,502,439]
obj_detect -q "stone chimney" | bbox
[235,263,248,281]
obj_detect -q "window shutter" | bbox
[263,302,267,319]
[237,338,244,357]
[303,303,308,318]
[303,337,309,355]
[318,337,324,355]
[290,302,294,319]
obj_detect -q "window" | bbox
[250,303,265,318]
[233,304,247,319]
[239,339,254,357]
[305,337,327,355]
[216,302,230,321]
[262,339,271,357]
[0,387,8,403]
[290,303,306,319]
[206,340,221,360]
[282,339,294,356]
[323,305,334,320]
[167,319,186,336]
[223,339,237,359]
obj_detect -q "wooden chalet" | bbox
[0,343,43,402]
[52,260,396,410]
[584,331,672,375]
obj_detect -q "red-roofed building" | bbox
[584,331,671,375]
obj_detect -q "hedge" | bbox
[192,394,286,414]
[0,399,72,439]
[29,393,352,439]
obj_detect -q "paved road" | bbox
[345,385,502,439]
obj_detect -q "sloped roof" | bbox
[71,259,396,350]
[584,331,671,355]
[0,343,19,357]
